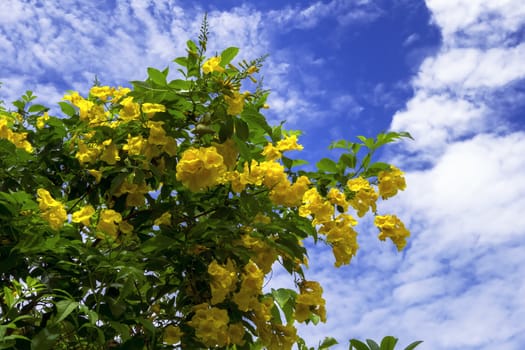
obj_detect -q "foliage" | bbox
[349,336,423,350]
[0,19,416,349]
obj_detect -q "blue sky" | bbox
[1,1,525,349]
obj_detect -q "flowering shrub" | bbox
[0,20,414,349]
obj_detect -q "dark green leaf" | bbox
[349,339,371,350]
[241,108,272,135]
[404,340,423,350]
[54,300,79,324]
[366,339,380,350]
[339,153,356,169]
[219,116,234,142]
[235,118,249,141]
[379,336,398,350]
[31,326,61,350]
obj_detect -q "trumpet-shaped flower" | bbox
[202,56,225,74]
[374,214,410,251]
[37,189,67,230]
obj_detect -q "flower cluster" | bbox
[295,281,327,323]
[374,214,411,251]
[187,303,233,347]
[176,146,228,192]
[347,177,378,217]
[0,114,33,153]
[36,189,67,230]
[207,259,238,305]
[96,209,133,239]
[378,165,406,199]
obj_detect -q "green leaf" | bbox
[241,108,272,135]
[379,336,398,350]
[220,47,239,66]
[316,158,338,173]
[339,153,356,169]
[349,339,371,350]
[366,339,380,350]
[219,117,234,142]
[272,288,296,309]
[357,135,375,149]
[404,340,423,350]
[329,139,353,150]
[173,56,187,67]
[28,104,48,113]
[147,67,167,86]
[235,118,249,141]
[319,337,339,349]
[31,326,61,350]
[168,79,190,90]
[186,39,198,52]
[58,101,76,117]
[54,300,79,324]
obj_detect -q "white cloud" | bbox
[426,0,525,46]
[372,1,525,349]
[416,44,525,91]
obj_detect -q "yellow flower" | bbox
[295,281,326,323]
[119,96,140,122]
[224,91,244,115]
[228,323,245,346]
[87,169,102,183]
[299,188,334,225]
[8,131,33,153]
[154,212,172,226]
[112,87,131,102]
[176,146,227,192]
[36,189,67,230]
[122,134,145,156]
[76,141,100,165]
[319,214,358,266]
[202,56,225,74]
[36,112,49,129]
[276,135,303,152]
[71,205,95,225]
[163,325,183,345]
[233,261,264,311]
[100,140,120,165]
[188,303,230,347]
[142,103,166,118]
[347,177,378,217]
[374,214,410,251]
[162,137,178,156]
[377,165,406,199]
[212,139,238,170]
[261,143,281,161]
[208,259,238,305]
[147,121,169,146]
[89,86,114,101]
[118,220,134,234]
[97,209,122,238]
[327,187,349,211]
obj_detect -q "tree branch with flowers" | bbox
[0,18,420,350]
